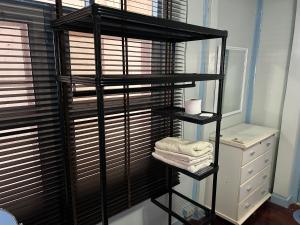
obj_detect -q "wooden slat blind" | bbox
[0,0,186,225]
[0,1,65,224]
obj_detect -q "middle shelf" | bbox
[153,107,221,125]
[59,73,224,86]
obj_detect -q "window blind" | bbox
[0,0,187,225]
[65,1,187,225]
[0,1,66,224]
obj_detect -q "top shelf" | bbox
[52,4,228,42]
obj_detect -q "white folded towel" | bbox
[152,152,212,173]
[154,147,213,166]
[155,137,213,157]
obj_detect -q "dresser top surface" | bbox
[210,123,278,149]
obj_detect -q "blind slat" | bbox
[0,1,65,224]
[0,0,186,225]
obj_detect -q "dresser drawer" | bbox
[242,135,275,165]
[239,165,271,202]
[238,181,269,219]
[241,150,272,184]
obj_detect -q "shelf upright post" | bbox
[165,1,174,223]
[120,0,131,208]
[54,0,77,224]
[211,36,227,224]
[166,41,176,225]
[92,5,109,225]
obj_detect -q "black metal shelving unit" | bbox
[53,1,227,225]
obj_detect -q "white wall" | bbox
[105,200,166,225]
[273,0,300,205]
[202,0,256,140]
[251,0,295,130]
[187,0,257,206]
[183,0,204,140]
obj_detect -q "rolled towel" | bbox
[154,147,213,166]
[152,152,212,173]
[155,137,213,157]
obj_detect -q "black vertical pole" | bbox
[121,0,131,208]
[55,0,77,225]
[166,1,173,224]
[167,41,176,225]
[55,0,63,18]
[92,5,108,225]
[124,0,131,209]
[167,166,173,225]
[211,36,227,224]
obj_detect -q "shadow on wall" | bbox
[290,112,300,203]
[103,199,168,225]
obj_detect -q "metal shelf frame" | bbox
[58,73,224,86]
[53,0,227,225]
[52,3,227,42]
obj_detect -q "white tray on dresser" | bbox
[205,123,278,225]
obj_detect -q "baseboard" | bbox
[270,193,294,208]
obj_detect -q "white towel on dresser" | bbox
[152,152,212,173]
[154,147,213,165]
[155,137,213,157]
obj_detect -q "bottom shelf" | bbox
[151,189,214,225]
[153,157,218,181]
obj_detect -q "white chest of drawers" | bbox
[205,123,277,225]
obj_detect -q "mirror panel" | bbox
[215,46,248,117]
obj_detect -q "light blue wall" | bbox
[247,0,297,208]
[245,0,263,123]
[193,0,210,203]
[291,131,300,203]
[218,0,256,128]
[191,0,259,208]
[272,1,300,206]
[196,0,209,141]
[191,0,297,211]
[250,0,295,130]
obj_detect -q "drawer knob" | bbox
[246,186,252,192]
[245,203,251,209]
[263,175,268,180]
[265,159,270,163]
[266,143,271,147]
[248,169,254,174]
[250,151,255,156]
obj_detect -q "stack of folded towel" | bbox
[152,137,213,173]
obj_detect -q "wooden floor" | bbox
[193,202,300,225]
